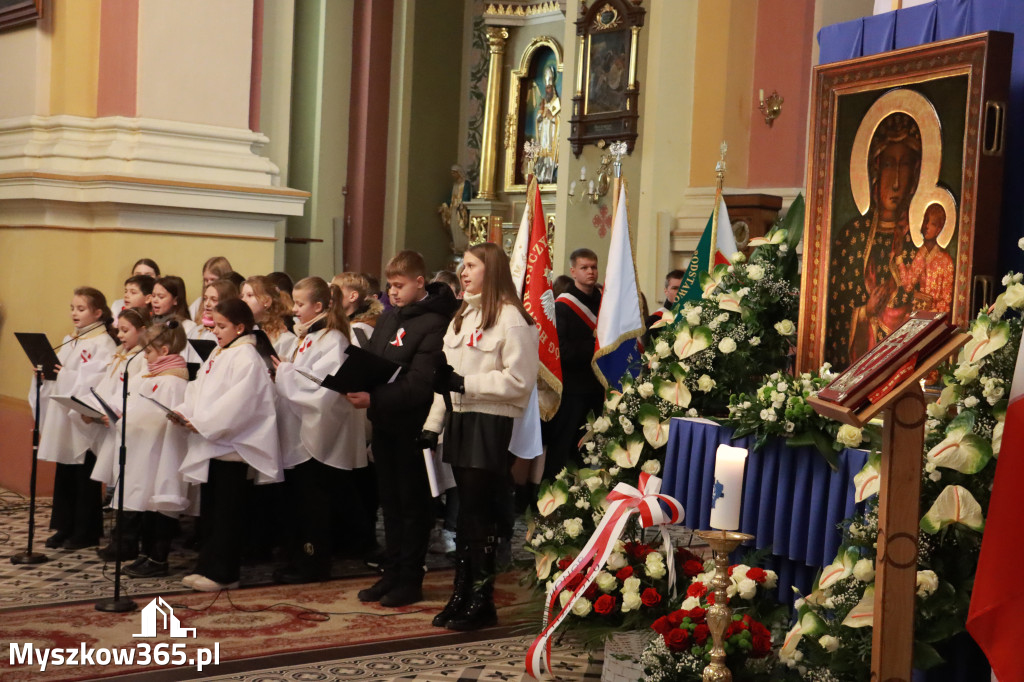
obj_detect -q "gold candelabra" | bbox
[694,529,755,682]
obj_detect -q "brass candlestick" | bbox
[694,529,755,682]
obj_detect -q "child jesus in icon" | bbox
[896,203,954,314]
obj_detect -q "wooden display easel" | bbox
[808,332,969,682]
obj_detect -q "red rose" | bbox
[683,559,704,577]
[615,566,634,581]
[746,567,767,583]
[641,588,662,607]
[693,623,710,644]
[625,541,655,559]
[594,594,616,615]
[651,615,672,634]
[728,564,736,576]
[665,628,690,651]
[707,591,720,605]
[584,583,599,601]
[686,582,708,599]
[750,621,770,637]
[567,574,584,591]
[684,606,706,621]
[752,633,772,657]
[667,610,686,626]
[557,556,574,570]
[726,620,748,637]
[676,547,703,565]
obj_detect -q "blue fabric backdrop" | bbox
[818,0,1024,276]
[661,418,868,605]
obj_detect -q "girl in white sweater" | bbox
[423,242,539,631]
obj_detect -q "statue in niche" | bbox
[532,66,560,184]
[438,164,473,254]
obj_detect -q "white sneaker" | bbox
[428,528,456,554]
[182,574,202,588]
[190,575,240,592]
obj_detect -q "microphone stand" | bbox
[11,366,49,565]
[96,351,141,613]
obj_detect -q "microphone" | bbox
[51,321,107,350]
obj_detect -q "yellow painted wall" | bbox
[136,0,253,129]
[688,0,757,188]
[0,23,44,119]
[49,0,101,117]
[0,228,274,400]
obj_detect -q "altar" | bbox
[662,417,869,603]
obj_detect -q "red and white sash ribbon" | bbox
[467,329,483,347]
[390,328,406,347]
[556,293,598,331]
[525,472,684,679]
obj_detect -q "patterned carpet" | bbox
[0,489,605,681]
[199,635,600,681]
[0,491,450,611]
[0,488,688,680]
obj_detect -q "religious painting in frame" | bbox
[504,37,563,194]
[567,0,645,157]
[797,31,1012,375]
[0,0,42,31]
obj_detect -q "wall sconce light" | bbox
[568,154,612,205]
[758,89,783,127]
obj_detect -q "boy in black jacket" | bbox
[345,250,458,607]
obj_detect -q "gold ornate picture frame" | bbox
[0,0,42,31]
[797,31,1012,374]
[504,36,563,194]
[568,0,645,157]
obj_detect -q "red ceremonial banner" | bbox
[522,180,562,420]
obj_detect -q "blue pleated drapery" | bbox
[817,0,1024,276]
[661,418,867,605]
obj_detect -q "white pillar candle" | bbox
[709,444,748,531]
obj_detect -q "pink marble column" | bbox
[344,0,394,274]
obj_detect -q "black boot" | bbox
[432,545,471,627]
[357,573,399,602]
[446,540,497,631]
[380,567,424,607]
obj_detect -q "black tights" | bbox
[452,465,512,545]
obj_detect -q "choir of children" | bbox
[31,249,540,632]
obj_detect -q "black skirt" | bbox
[442,411,514,474]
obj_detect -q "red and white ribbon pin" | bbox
[467,329,483,347]
[390,328,407,347]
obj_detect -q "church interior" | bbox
[2,0,1023,680]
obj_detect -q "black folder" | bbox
[188,339,216,362]
[296,344,402,394]
[15,332,61,381]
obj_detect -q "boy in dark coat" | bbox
[345,250,458,606]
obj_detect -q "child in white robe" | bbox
[151,276,196,335]
[242,275,297,359]
[272,277,364,583]
[109,258,160,316]
[187,256,233,322]
[184,279,238,366]
[172,298,282,592]
[33,287,119,550]
[116,322,192,578]
[87,307,149,491]
[80,306,149,561]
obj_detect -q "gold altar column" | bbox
[477,26,509,200]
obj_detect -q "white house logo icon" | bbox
[133,597,196,638]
